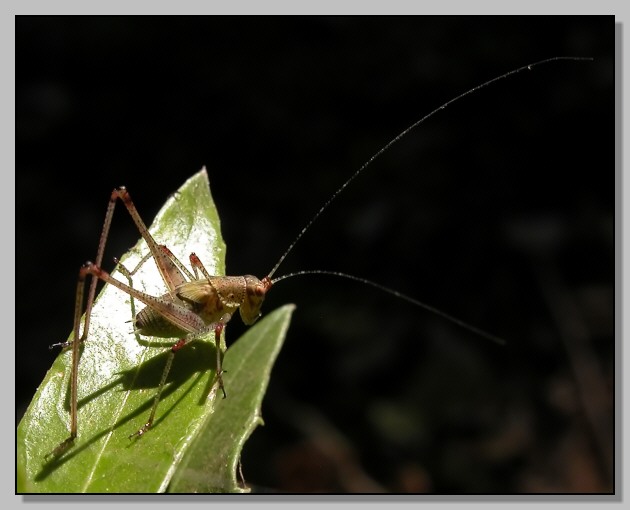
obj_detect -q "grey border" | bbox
[613,19,623,504]
[10,8,623,509]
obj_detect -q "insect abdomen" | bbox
[134,301,190,338]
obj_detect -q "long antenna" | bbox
[266,56,592,280]
[271,270,506,345]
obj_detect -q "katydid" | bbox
[49,56,591,458]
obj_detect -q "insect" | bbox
[47,56,590,459]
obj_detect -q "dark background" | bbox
[16,17,614,493]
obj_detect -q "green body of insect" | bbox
[135,276,271,338]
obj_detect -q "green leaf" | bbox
[17,169,292,493]
[168,304,294,493]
